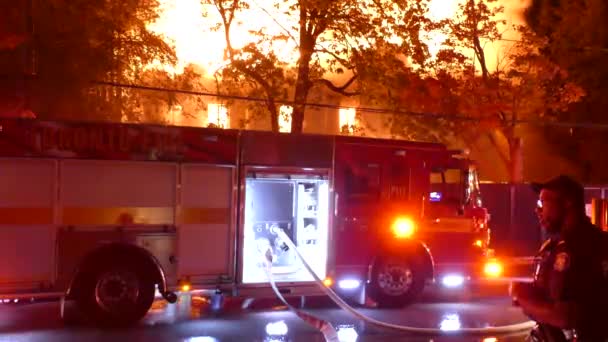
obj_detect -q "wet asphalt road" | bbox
[0,285,532,342]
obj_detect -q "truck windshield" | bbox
[429,167,482,208]
[429,168,464,205]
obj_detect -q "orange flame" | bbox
[148,0,298,75]
[148,0,530,75]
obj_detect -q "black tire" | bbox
[368,254,425,308]
[76,259,155,327]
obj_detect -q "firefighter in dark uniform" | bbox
[510,175,608,342]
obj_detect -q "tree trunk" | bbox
[468,0,489,81]
[291,49,312,134]
[291,6,315,134]
[509,135,523,183]
[267,99,279,132]
[474,36,489,82]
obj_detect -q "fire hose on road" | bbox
[262,248,340,342]
[263,229,536,340]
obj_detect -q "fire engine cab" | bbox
[0,118,497,326]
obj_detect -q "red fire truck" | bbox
[0,118,499,325]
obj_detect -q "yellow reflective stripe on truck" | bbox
[177,208,230,225]
[0,207,54,225]
[61,207,230,225]
[62,207,175,225]
[0,206,231,225]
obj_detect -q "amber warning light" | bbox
[392,217,416,238]
[179,281,192,292]
[483,259,503,278]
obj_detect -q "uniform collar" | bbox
[561,216,596,241]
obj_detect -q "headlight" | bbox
[441,274,465,288]
[337,279,361,290]
[391,217,416,238]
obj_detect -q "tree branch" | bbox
[234,63,280,131]
[315,74,359,96]
[371,0,389,19]
[314,47,352,68]
[311,10,329,38]
[214,0,280,131]
[250,0,299,47]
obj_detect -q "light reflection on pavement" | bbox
[0,289,531,341]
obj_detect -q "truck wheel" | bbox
[77,260,155,327]
[368,254,425,308]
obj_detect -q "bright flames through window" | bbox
[207,103,229,128]
[339,108,357,134]
[279,105,292,133]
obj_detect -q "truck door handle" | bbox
[334,193,339,217]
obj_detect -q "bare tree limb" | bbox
[314,74,359,96]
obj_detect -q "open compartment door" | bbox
[241,171,329,284]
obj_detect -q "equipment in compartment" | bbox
[242,175,329,284]
[297,183,320,246]
[252,220,297,273]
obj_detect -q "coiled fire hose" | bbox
[264,229,536,338]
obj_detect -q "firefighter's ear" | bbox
[562,197,575,211]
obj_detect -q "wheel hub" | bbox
[95,270,140,314]
[377,263,413,296]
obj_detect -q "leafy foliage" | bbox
[0,0,178,122]
[526,0,608,181]
[388,0,584,181]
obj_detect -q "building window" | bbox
[279,105,292,133]
[339,108,357,134]
[207,103,229,128]
[169,104,183,125]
